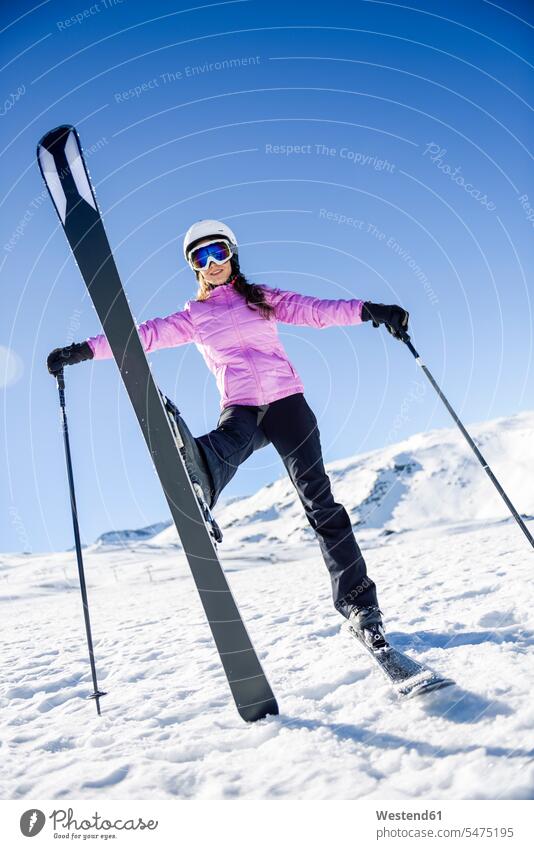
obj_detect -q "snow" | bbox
[1,411,533,800]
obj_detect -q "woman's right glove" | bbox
[47,342,94,375]
[361,302,409,339]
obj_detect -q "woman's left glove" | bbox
[361,302,409,339]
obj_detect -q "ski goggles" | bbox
[188,239,233,271]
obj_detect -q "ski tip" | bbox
[36,124,97,224]
[37,124,77,154]
[400,678,456,700]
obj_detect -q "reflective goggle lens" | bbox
[189,240,232,270]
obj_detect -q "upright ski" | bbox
[37,125,278,722]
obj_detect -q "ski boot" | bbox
[162,395,223,544]
[348,605,388,650]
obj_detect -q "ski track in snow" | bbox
[1,516,534,800]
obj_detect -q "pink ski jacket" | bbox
[87,283,364,409]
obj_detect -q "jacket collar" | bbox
[206,275,237,297]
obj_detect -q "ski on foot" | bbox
[347,622,455,699]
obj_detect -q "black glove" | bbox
[47,341,94,375]
[361,301,409,339]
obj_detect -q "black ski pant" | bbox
[196,392,378,618]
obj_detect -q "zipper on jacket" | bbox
[224,285,266,405]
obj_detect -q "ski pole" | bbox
[398,330,534,552]
[55,368,107,714]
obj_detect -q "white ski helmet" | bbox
[183,219,238,263]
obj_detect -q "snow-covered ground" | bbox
[1,412,533,800]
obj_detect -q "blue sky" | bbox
[1,0,533,553]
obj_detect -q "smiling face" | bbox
[193,238,233,287]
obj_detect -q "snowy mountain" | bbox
[152,410,534,554]
[88,498,243,549]
[2,411,533,800]
[94,521,171,547]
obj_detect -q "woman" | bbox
[47,219,409,649]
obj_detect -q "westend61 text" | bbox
[376,809,442,820]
